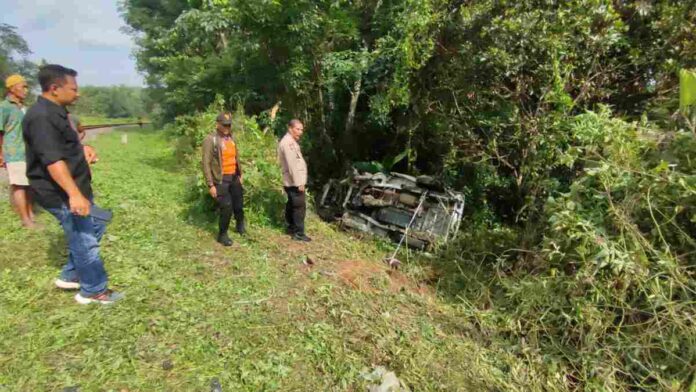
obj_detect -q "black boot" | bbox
[236,218,246,235]
[217,232,233,246]
[218,205,233,245]
[292,232,312,242]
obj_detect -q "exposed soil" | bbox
[333,259,431,295]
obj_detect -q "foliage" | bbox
[539,111,694,390]
[121,0,447,174]
[439,110,695,391]
[415,0,695,224]
[0,23,38,94]
[121,1,696,193]
[71,85,148,119]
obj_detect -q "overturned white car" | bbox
[318,170,465,249]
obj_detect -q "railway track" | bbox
[83,121,150,130]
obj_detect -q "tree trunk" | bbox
[270,101,281,120]
[263,101,282,134]
[345,77,362,132]
[313,60,328,132]
[218,32,228,51]
[262,101,282,133]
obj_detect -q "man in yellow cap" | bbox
[1,74,34,227]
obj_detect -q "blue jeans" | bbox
[46,204,108,296]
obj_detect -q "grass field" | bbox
[0,128,551,391]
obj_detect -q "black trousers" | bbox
[217,175,244,235]
[284,186,306,235]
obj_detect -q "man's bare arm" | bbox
[46,161,90,216]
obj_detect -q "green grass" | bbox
[0,128,552,391]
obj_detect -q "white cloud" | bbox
[10,0,132,49]
[2,0,144,86]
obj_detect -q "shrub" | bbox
[447,109,695,391]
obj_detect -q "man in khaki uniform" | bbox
[277,119,311,242]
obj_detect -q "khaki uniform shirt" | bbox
[277,133,307,187]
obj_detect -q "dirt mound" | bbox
[334,259,429,295]
[266,229,431,296]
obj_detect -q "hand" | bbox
[69,193,91,216]
[298,185,305,193]
[209,186,217,198]
[239,176,244,186]
[84,145,98,164]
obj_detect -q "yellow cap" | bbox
[5,74,26,89]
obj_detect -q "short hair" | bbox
[288,119,303,128]
[38,64,78,92]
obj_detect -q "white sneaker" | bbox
[55,278,80,290]
[75,289,124,305]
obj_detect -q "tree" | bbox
[120,0,696,197]
[0,23,37,91]
[71,85,147,118]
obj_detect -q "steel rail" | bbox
[82,122,150,130]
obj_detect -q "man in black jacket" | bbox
[23,64,122,305]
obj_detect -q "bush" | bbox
[446,109,695,391]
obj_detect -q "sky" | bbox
[2,0,144,87]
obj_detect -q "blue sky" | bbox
[3,0,144,87]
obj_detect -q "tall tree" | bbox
[0,23,37,89]
[71,85,147,118]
